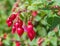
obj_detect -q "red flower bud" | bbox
[16,41,20,46]
[0,42,3,46]
[28,21,33,27]
[27,30,36,41]
[14,22,20,28]
[27,25,33,31]
[14,21,23,28]
[37,38,44,46]
[6,18,12,23]
[9,13,18,21]
[12,25,16,34]
[6,19,13,27]
[18,18,23,26]
[3,33,7,39]
[28,21,32,25]
[32,11,38,16]
[14,3,19,7]
[17,27,24,37]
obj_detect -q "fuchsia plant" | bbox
[0,0,60,46]
[6,1,37,46]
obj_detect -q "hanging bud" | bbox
[16,41,20,46]
[18,18,23,27]
[27,21,36,41]
[32,11,38,16]
[37,38,44,46]
[17,27,24,37]
[0,41,3,46]
[14,22,20,28]
[6,19,13,27]
[6,18,13,27]
[3,33,7,39]
[14,19,23,28]
[27,30,36,41]
[27,25,33,31]
[28,21,33,27]
[12,25,16,34]
[9,13,18,21]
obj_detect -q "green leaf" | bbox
[54,0,60,6]
[12,42,15,46]
[42,38,50,46]
[50,37,57,46]
[48,31,55,37]
[14,34,20,41]
[36,26,47,37]
[35,16,41,21]
[27,6,38,10]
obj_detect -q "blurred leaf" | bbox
[48,31,56,37]
[36,26,47,37]
[34,16,41,21]
[47,16,60,31]
[50,37,57,46]
[14,33,20,41]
